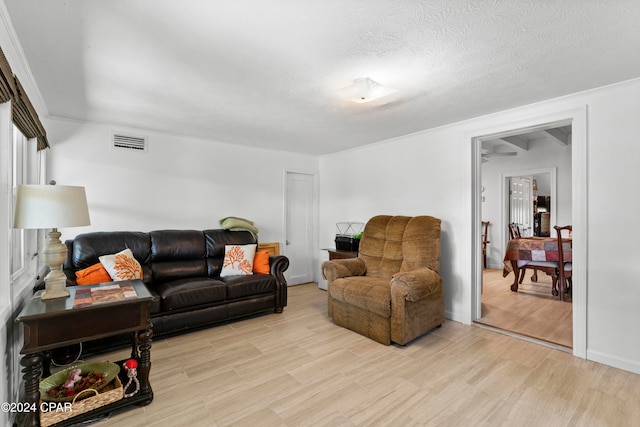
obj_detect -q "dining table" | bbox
[503,236,572,300]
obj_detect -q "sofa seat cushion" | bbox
[222,274,276,300]
[328,277,391,318]
[155,278,226,311]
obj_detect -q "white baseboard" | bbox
[444,309,469,325]
[587,349,640,375]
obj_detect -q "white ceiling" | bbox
[4,0,640,155]
[481,124,571,161]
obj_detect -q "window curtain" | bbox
[0,45,50,150]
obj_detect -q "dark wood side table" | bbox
[16,280,153,427]
[326,249,358,260]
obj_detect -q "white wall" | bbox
[44,118,319,246]
[320,125,469,319]
[481,136,572,269]
[319,78,640,374]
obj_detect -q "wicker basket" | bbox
[40,376,123,427]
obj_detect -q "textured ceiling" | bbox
[4,0,640,155]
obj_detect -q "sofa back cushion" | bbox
[65,229,262,285]
[66,231,152,283]
[150,230,207,283]
[204,229,256,277]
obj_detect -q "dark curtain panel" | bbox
[0,45,50,149]
[0,46,17,103]
[13,77,49,150]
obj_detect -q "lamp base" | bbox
[41,228,70,300]
[41,287,70,300]
[41,272,70,300]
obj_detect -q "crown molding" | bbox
[0,0,49,116]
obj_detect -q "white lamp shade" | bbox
[13,185,91,229]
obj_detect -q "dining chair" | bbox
[482,221,490,268]
[553,225,572,299]
[508,222,536,283]
[508,222,521,239]
[518,258,557,291]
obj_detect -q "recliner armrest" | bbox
[322,258,366,284]
[391,267,442,302]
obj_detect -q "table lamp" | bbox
[13,184,91,300]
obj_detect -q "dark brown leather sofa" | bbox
[61,229,289,355]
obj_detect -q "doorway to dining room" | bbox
[472,114,581,351]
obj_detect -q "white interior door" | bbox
[284,171,315,285]
[510,176,533,237]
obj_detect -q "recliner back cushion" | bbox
[150,230,207,282]
[400,216,441,274]
[204,229,256,277]
[358,215,441,278]
[359,216,410,279]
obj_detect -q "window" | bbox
[0,45,50,421]
[10,124,41,295]
[11,126,26,277]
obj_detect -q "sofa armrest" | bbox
[269,255,290,311]
[391,267,442,302]
[269,255,289,283]
[322,258,366,284]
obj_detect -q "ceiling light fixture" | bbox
[342,77,397,103]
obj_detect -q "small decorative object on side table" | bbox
[334,222,363,252]
[16,280,153,427]
[122,359,141,398]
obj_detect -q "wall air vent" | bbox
[112,133,147,152]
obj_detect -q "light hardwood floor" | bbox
[477,268,572,348]
[84,283,639,426]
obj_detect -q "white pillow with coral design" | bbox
[99,248,143,281]
[220,244,256,277]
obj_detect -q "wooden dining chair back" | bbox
[481,221,490,268]
[554,225,573,299]
[508,223,522,240]
[508,222,532,283]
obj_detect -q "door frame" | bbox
[471,106,587,358]
[282,168,319,284]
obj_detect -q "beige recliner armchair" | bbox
[322,215,444,345]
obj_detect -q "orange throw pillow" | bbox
[75,262,112,285]
[253,250,270,274]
